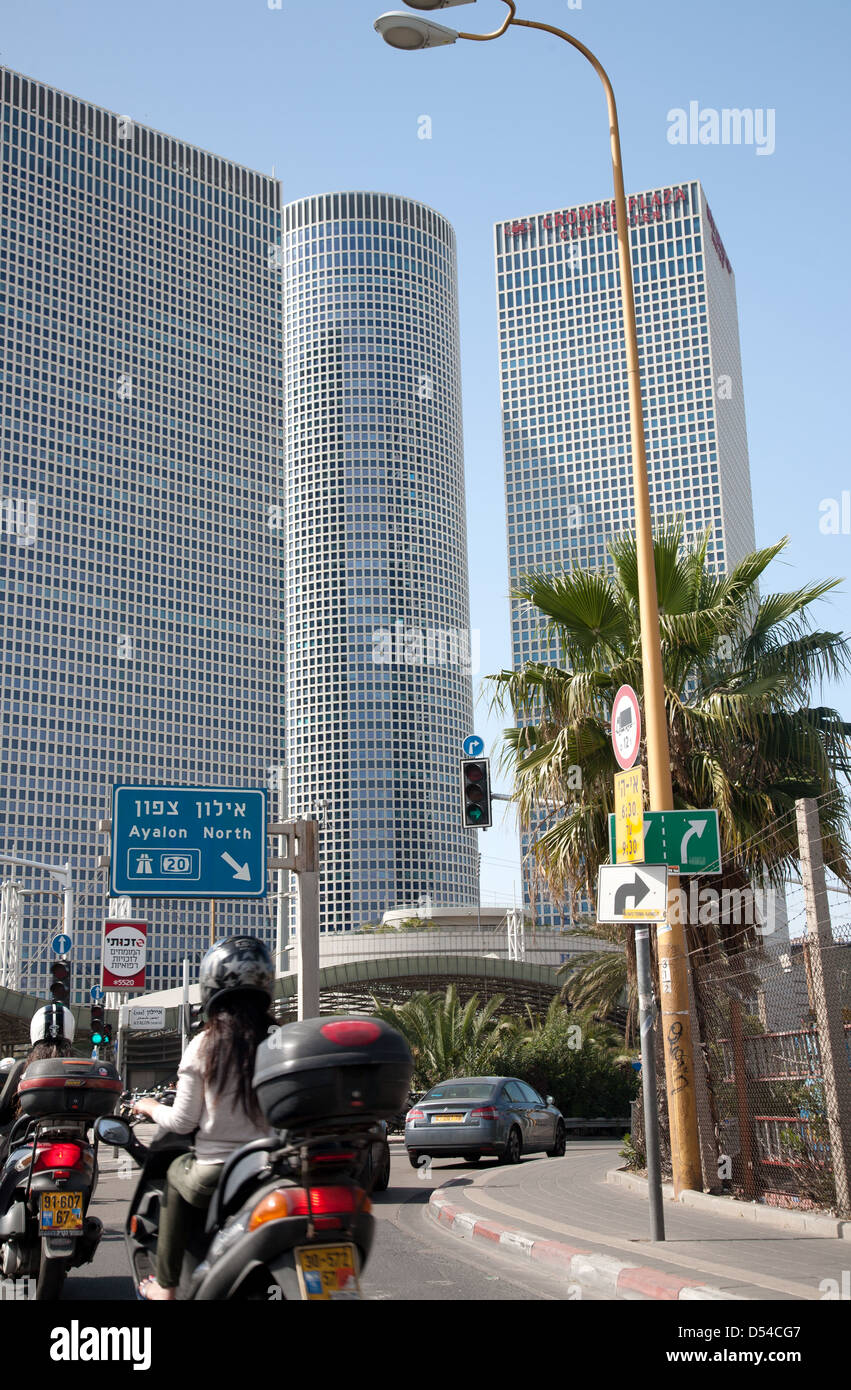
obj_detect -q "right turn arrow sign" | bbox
[597,863,669,923]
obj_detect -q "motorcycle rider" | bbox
[26,1004,75,1063]
[0,1006,75,1144]
[131,936,276,1301]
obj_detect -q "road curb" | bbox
[427,1185,744,1301]
[607,1167,851,1239]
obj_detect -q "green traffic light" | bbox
[91,1032,103,1044]
[467,806,484,824]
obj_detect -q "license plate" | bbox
[433,1114,465,1124]
[39,1191,83,1235]
[294,1244,361,1301]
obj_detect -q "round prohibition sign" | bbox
[612,684,642,770]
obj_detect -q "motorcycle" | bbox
[99,1015,412,1300]
[0,1056,122,1299]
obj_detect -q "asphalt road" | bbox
[55,1143,562,1302]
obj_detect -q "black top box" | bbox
[254,1017,413,1132]
[17,1058,123,1119]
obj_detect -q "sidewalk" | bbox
[425,1140,851,1301]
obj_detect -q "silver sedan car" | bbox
[405,1077,566,1168]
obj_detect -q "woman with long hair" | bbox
[132,936,276,1301]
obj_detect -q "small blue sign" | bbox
[51,934,72,956]
[111,785,268,898]
[462,735,485,758]
[90,985,105,1003]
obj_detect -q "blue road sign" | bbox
[111,785,268,898]
[90,985,105,1003]
[51,934,72,956]
[463,735,485,758]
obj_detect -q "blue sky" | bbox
[5,0,850,908]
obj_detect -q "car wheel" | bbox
[463,1154,482,1165]
[498,1127,522,1166]
[547,1122,566,1158]
[373,1147,391,1192]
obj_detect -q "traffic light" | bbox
[461,758,492,829]
[49,960,70,1006]
[90,1003,111,1047]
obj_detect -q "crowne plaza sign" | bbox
[503,184,690,244]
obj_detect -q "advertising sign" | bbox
[102,920,147,991]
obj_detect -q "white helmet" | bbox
[29,1004,75,1046]
[0,1057,16,1073]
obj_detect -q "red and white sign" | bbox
[612,685,641,770]
[102,920,147,991]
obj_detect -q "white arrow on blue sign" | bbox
[51,934,72,956]
[462,735,485,758]
[90,986,105,1003]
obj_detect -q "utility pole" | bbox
[796,797,851,1214]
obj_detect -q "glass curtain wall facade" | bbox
[282,191,477,934]
[496,180,756,926]
[0,69,282,1000]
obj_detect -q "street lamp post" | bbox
[374,0,702,1195]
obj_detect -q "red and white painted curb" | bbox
[428,1188,742,1301]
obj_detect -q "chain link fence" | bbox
[689,925,851,1213]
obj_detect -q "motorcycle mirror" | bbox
[95,1115,132,1147]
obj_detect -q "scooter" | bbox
[99,1014,413,1301]
[97,1113,380,1300]
[0,1057,122,1299]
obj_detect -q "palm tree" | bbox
[488,526,851,958]
[556,921,636,1042]
[370,986,522,1090]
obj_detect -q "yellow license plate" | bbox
[433,1114,465,1124]
[294,1244,361,1301]
[39,1191,84,1234]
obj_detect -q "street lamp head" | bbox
[402,0,476,9]
[374,12,460,49]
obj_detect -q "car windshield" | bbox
[423,1083,496,1102]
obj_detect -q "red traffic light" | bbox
[50,961,70,1005]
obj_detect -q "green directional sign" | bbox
[608,809,721,875]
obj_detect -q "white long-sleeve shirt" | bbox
[150,1033,274,1163]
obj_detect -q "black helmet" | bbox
[199,936,274,1017]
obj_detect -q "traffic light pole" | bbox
[0,855,74,946]
[270,820,320,1020]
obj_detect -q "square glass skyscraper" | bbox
[0,69,282,999]
[495,180,756,926]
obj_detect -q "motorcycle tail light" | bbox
[247,1185,371,1231]
[319,1021,381,1046]
[34,1142,84,1172]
